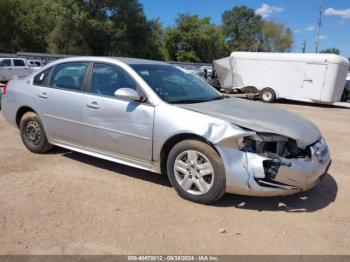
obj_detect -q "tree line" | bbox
[0,0,294,63]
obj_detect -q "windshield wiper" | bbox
[208,96,225,101]
[171,99,210,104]
[172,96,226,104]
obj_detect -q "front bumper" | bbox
[217,138,331,197]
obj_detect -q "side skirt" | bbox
[52,140,161,174]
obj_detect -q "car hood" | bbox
[177,97,321,149]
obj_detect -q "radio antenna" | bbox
[315,0,323,53]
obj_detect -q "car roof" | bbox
[114,57,169,66]
[38,56,172,71]
[49,56,170,66]
[0,57,24,60]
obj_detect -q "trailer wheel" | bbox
[340,88,349,102]
[260,88,276,103]
[224,88,233,94]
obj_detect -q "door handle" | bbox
[86,101,100,109]
[304,77,313,82]
[38,92,48,99]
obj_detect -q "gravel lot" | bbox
[0,100,349,255]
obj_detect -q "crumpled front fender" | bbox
[216,145,301,196]
[201,121,255,147]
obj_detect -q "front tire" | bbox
[20,112,53,153]
[167,139,226,204]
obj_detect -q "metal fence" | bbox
[0,52,213,69]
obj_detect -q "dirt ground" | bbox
[0,100,349,255]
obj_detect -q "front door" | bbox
[302,64,328,100]
[37,62,89,146]
[82,62,154,163]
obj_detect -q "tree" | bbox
[164,14,228,62]
[0,1,296,61]
[319,48,340,55]
[143,18,167,60]
[0,0,165,58]
[48,0,93,55]
[258,21,293,52]
[0,0,22,53]
[46,0,165,58]
[222,6,263,51]
[109,0,150,57]
[109,0,164,59]
[0,0,54,53]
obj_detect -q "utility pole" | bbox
[302,40,307,53]
[315,0,323,53]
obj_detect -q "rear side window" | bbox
[0,59,11,67]
[49,62,89,91]
[34,68,52,86]
[14,59,25,67]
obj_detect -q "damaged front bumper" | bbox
[217,138,331,197]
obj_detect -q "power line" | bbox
[302,40,307,53]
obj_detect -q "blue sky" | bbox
[139,0,350,57]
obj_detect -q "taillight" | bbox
[2,81,9,95]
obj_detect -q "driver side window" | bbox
[91,63,137,97]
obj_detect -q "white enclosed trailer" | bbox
[214,52,349,105]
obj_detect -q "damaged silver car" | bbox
[1,57,331,204]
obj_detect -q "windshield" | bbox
[130,64,223,104]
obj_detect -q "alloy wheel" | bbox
[174,150,214,195]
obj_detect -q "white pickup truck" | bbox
[0,57,39,83]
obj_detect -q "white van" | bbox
[214,52,349,105]
[0,57,32,83]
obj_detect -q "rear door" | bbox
[302,64,328,100]
[0,59,14,81]
[36,62,90,147]
[13,59,31,77]
[82,62,154,162]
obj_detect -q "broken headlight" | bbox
[238,133,310,159]
[238,133,310,181]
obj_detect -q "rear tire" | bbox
[20,112,53,153]
[260,88,276,103]
[166,139,226,204]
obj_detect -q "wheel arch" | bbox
[159,133,220,175]
[16,106,37,128]
[239,85,259,94]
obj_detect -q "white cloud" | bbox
[319,35,328,40]
[255,3,284,18]
[294,29,301,34]
[306,26,315,31]
[325,7,350,19]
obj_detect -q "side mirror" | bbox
[114,88,141,101]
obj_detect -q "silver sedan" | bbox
[1,57,331,204]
